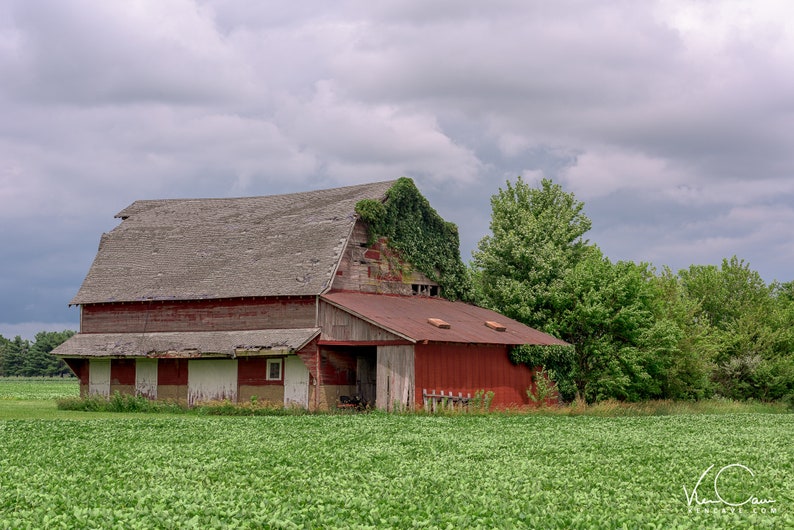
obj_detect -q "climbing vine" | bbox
[355,177,471,300]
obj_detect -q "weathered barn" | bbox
[54,180,566,410]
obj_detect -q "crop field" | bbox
[0,377,78,400]
[0,380,792,529]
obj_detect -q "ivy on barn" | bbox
[355,177,471,300]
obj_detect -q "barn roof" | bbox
[70,180,396,304]
[321,292,568,346]
[52,328,320,358]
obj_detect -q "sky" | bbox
[2,0,793,340]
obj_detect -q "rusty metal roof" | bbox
[53,328,320,358]
[321,292,568,346]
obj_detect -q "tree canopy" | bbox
[473,177,794,404]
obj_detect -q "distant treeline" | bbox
[0,331,75,377]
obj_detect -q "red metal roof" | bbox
[321,292,568,346]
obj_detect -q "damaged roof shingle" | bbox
[71,180,396,304]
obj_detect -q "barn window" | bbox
[267,358,283,381]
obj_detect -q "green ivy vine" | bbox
[355,177,471,300]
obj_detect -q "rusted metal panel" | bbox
[376,344,415,411]
[414,343,535,408]
[321,292,568,346]
[135,358,158,399]
[283,356,309,408]
[187,359,238,405]
[88,359,111,397]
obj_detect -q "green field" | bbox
[0,380,792,528]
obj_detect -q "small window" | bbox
[267,359,283,381]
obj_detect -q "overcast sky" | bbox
[2,0,793,339]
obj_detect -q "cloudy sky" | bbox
[2,0,793,339]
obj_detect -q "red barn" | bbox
[54,180,566,410]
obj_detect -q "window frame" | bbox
[266,358,283,381]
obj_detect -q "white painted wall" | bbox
[135,358,158,399]
[187,359,238,405]
[88,359,111,397]
[284,356,309,408]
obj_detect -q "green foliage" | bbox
[469,389,495,412]
[0,331,74,377]
[472,176,591,326]
[526,368,558,405]
[0,414,791,528]
[474,176,794,404]
[355,177,470,300]
[0,377,78,400]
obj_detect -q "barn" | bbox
[53,179,566,410]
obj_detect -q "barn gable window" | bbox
[267,358,283,381]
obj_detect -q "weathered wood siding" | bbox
[331,222,438,295]
[187,359,238,405]
[135,358,158,399]
[318,300,403,342]
[80,297,316,333]
[157,359,188,401]
[414,343,535,408]
[376,344,415,411]
[88,359,111,397]
[110,358,136,396]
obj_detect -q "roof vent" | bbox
[485,320,506,332]
[427,318,451,329]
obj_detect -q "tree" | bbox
[0,336,29,376]
[472,177,591,327]
[23,331,74,377]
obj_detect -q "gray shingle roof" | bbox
[53,328,320,358]
[71,180,396,304]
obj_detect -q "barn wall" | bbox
[377,344,415,411]
[187,359,238,405]
[157,359,189,402]
[331,222,438,295]
[110,358,136,395]
[63,358,89,396]
[414,343,535,408]
[318,301,402,342]
[80,297,316,333]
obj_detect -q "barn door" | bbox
[135,358,158,399]
[88,359,111,397]
[187,359,238,405]
[283,356,309,408]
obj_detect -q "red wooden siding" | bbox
[80,297,316,333]
[414,343,535,408]
[110,359,136,385]
[237,357,283,386]
[158,359,188,385]
[330,222,438,295]
[318,348,358,386]
[64,358,89,385]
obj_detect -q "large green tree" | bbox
[472,177,591,327]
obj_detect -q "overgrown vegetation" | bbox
[474,177,794,404]
[56,392,310,416]
[355,177,471,300]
